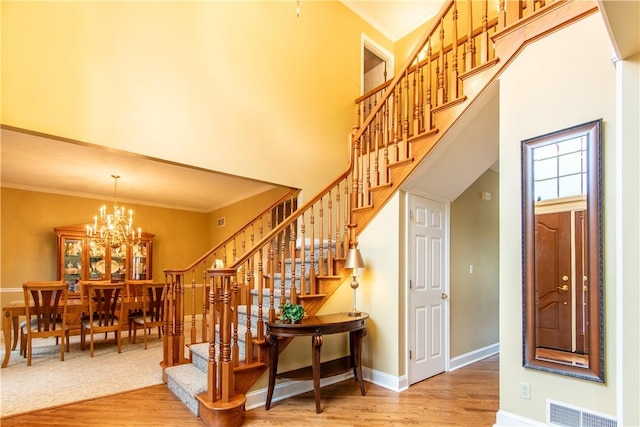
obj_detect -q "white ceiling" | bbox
[0,2,441,213]
[0,128,280,213]
[341,1,445,42]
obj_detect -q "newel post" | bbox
[196,268,246,427]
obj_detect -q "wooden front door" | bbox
[535,211,572,351]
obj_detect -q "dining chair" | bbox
[21,281,69,366]
[77,279,111,300]
[125,279,153,341]
[80,281,126,357]
[129,282,166,349]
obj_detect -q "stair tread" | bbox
[165,363,208,395]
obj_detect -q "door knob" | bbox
[557,284,569,291]
[441,293,448,300]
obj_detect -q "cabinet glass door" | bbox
[88,239,106,280]
[131,242,149,280]
[110,244,127,281]
[62,237,83,292]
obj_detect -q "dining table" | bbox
[2,296,143,368]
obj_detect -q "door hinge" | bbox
[409,350,412,360]
[409,279,412,289]
[409,210,413,221]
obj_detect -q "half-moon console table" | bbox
[265,312,369,413]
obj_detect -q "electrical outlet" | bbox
[519,382,531,400]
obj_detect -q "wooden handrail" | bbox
[163,188,300,275]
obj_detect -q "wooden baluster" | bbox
[219,274,233,403]
[480,0,489,64]
[351,134,361,210]
[201,264,209,342]
[309,206,316,294]
[373,110,380,187]
[413,65,423,136]
[327,193,334,276]
[176,277,185,363]
[165,276,176,366]
[243,259,253,363]
[190,272,197,345]
[419,64,426,132]
[402,71,410,159]
[205,275,218,402]
[425,41,433,131]
[279,231,287,309]
[268,240,276,322]
[318,197,325,276]
[382,99,390,181]
[360,139,371,201]
[450,1,459,101]
[465,0,475,72]
[343,180,349,259]
[498,0,507,28]
[437,19,445,106]
[365,123,372,190]
[288,222,297,305]
[257,247,264,340]
[507,0,522,23]
[526,0,535,16]
[299,212,306,297]
[231,274,239,367]
[335,189,341,259]
[393,85,400,163]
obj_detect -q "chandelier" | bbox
[86,175,141,250]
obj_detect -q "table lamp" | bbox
[344,247,365,317]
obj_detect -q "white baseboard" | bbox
[494,409,544,426]
[362,366,407,392]
[449,343,500,371]
[1,287,22,293]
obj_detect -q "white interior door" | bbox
[408,194,448,385]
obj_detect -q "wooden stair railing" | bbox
[350,0,586,233]
[161,0,599,425]
[162,169,355,425]
[162,188,300,367]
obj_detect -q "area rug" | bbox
[0,332,165,417]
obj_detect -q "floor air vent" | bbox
[548,400,617,427]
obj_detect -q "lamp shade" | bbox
[344,248,365,270]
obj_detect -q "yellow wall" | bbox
[0,186,287,309]
[1,1,391,199]
[208,187,292,246]
[499,14,618,421]
[352,192,403,376]
[450,169,499,357]
[0,187,209,307]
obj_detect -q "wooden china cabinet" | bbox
[54,225,154,292]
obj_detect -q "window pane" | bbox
[536,178,557,201]
[535,157,557,180]
[557,137,583,154]
[559,151,583,176]
[534,144,557,161]
[559,174,583,198]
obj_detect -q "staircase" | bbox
[160,1,599,425]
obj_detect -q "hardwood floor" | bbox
[1,355,498,426]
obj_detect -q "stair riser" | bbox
[190,340,249,374]
[167,376,200,416]
[284,259,327,277]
